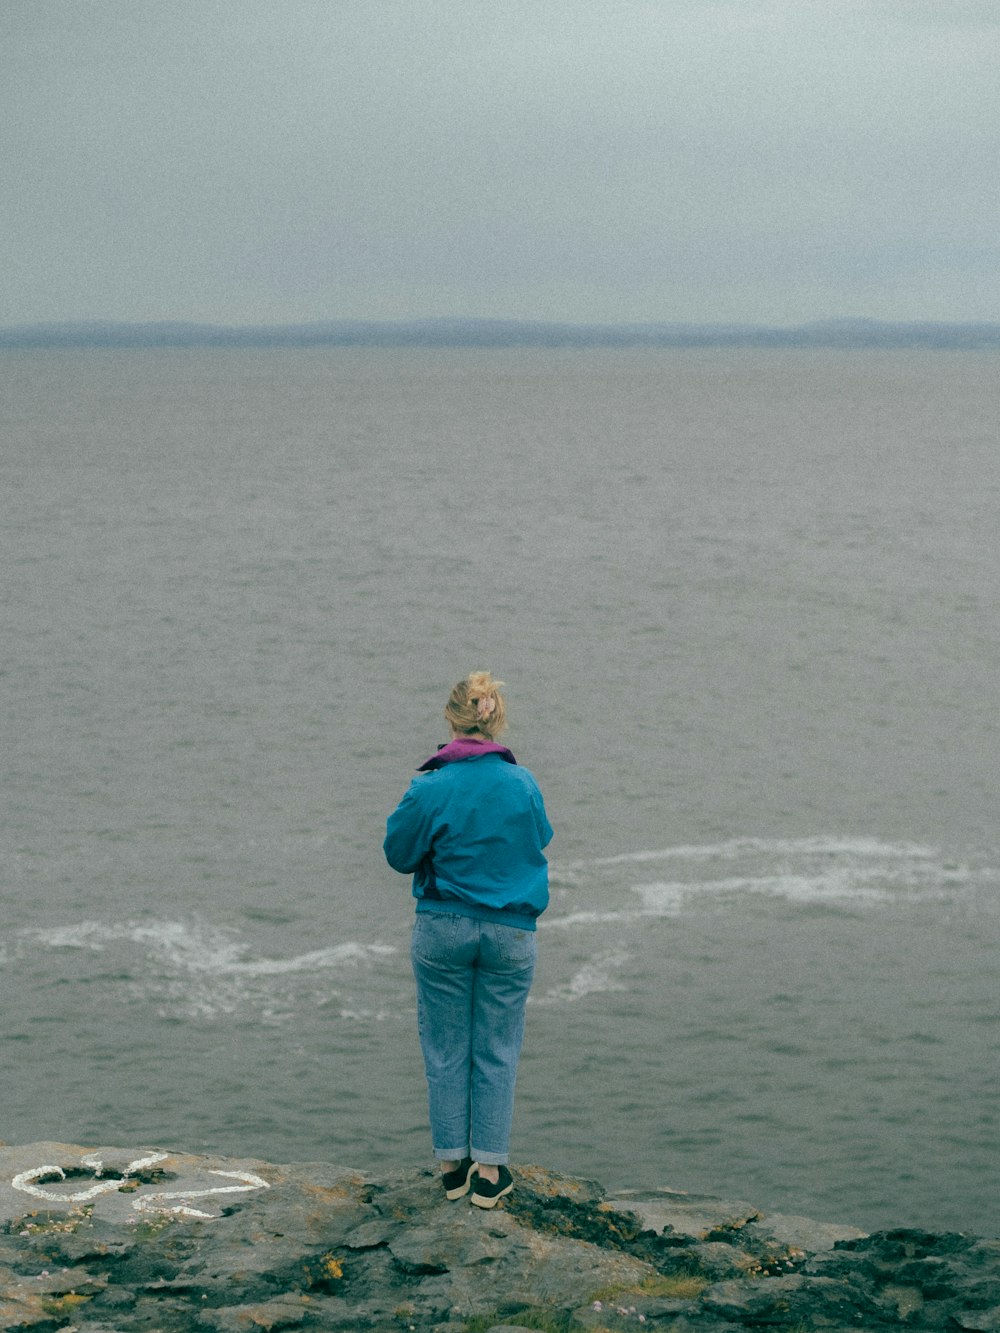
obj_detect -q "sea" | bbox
[3,345,998,1236]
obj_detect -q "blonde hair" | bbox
[445,670,507,739]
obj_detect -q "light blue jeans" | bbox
[411,912,537,1166]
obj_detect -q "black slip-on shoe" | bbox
[442,1157,476,1200]
[470,1164,513,1208]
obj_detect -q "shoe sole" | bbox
[470,1180,513,1208]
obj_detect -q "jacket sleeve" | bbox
[527,775,554,850]
[383,778,435,874]
[536,795,554,850]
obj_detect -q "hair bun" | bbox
[445,670,507,738]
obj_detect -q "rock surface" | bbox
[0,1142,996,1331]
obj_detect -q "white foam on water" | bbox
[126,925,397,978]
[14,841,996,1018]
[558,835,941,872]
[534,948,631,1004]
[16,918,399,1021]
[20,921,113,951]
[548,836,997,927]
[539,908,646,930]
[631,870,897,914]
[21,919,396,971]
[216,943,398,976]
[336,1005,396,1021]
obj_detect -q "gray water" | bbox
[3,346,998,1235]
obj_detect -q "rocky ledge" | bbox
[1,1142,998,1332]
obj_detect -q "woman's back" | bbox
[385,748,551,923]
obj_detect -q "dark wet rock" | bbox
[702,1270,878,1326]
[1,1142,999,1330]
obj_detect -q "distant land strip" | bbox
[3,317,1000,349]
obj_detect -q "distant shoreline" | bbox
[3,317,1000,350]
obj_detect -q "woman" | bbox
[384,671,553,1207]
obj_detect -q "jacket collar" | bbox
[417,737,517,771]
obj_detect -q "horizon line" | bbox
[3,315,1000,350]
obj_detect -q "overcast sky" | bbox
[3,0,998,327]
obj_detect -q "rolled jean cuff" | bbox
[471,1148,509,1166]
[433,1147,469,1162]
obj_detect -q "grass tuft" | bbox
[464,1310,579,1333]
[590,1272,710,1302]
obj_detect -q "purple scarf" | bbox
[417,737,517,771]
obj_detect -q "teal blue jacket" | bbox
[384,738,553,931]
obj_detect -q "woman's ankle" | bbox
[477,1164,499,1183]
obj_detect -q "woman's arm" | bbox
[383,780,434,874]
